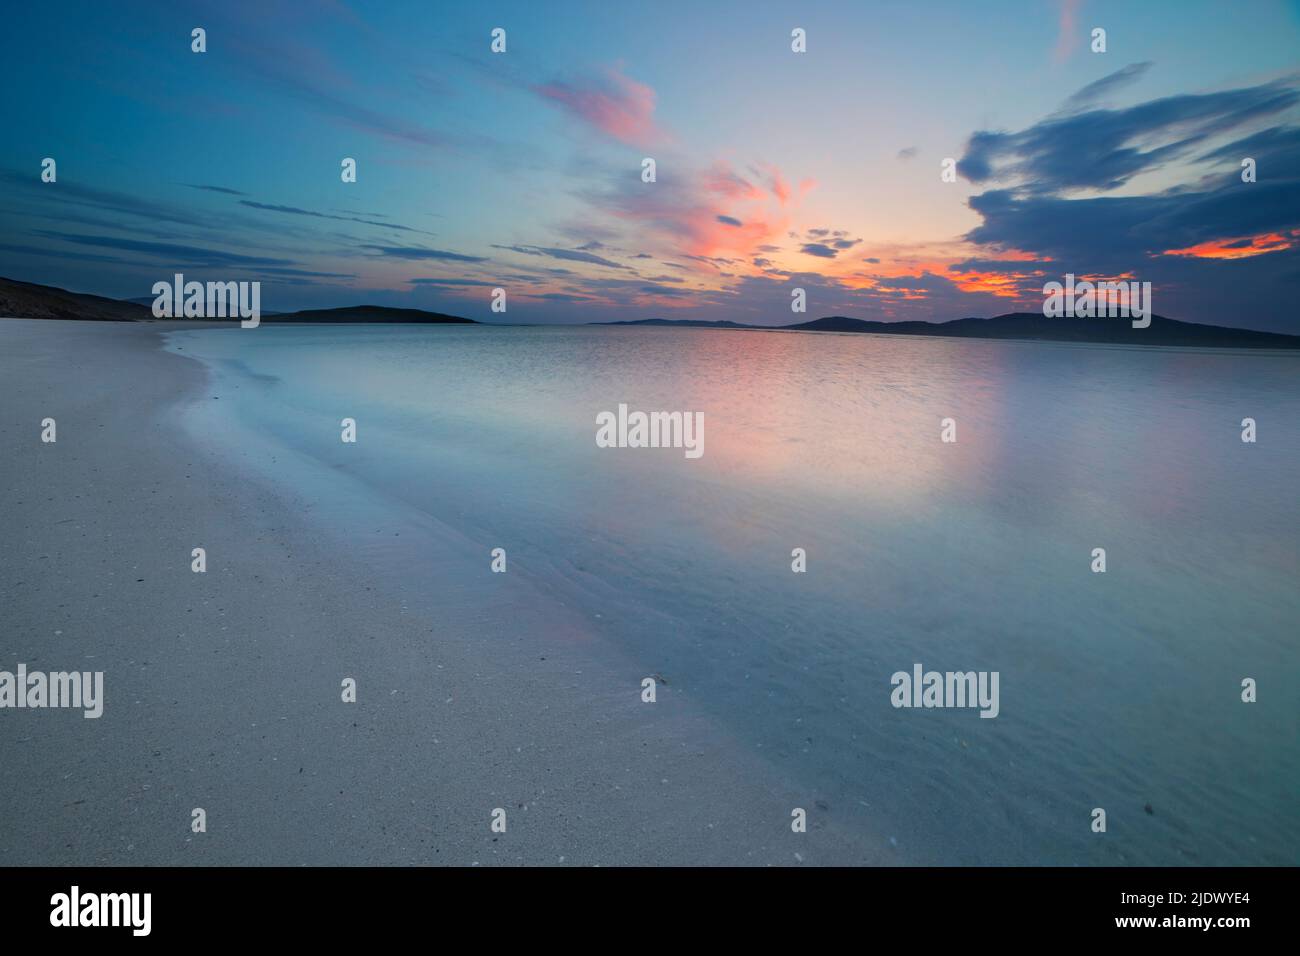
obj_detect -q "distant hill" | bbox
[595,317,756,329]
[0,277,151,321]
[263,305,474,324]
[0,278,476,325]
[594,312,1300,349]
[788,313,1300,349]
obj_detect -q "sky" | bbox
[2,0,1299,329]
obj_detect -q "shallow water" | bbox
[166,323,1300,865]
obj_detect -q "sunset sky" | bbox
[3,0,1299,329]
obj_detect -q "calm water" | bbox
[168,324,1300,865]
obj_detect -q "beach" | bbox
[0,318,880,866]
[2,318,1296,867]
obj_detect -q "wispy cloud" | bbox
[239,200,435,235]
[1062,62,1154,109]
[362,244,486,262]
[34,230,297,267]
[1052,0,1082,65]
[533,65,664,146]
[185,184,249,196]
[492,244,630,269]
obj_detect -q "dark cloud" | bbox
[240,200,434,235]
[639,283,692,296]
[408,277,497,286]
[251,266,357,279]
[363,244,487,262]
[529,292,595,302]
[34,230,296,267]
[716,215,743,227]
[186,184,249,196]
[0,241,124,264]
[960,77,1300,192]
[800,243,839,258]
[953,73,1300,330]
[1198,125,1300,169]
[1,170,195,226]
[492,244,629,269]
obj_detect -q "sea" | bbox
[165,323,1300,865]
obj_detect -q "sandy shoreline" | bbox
[0,318,881,865]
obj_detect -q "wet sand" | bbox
[0,318,881,866]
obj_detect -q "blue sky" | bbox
[2,0,1298,328]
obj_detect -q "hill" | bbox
[0,278,476,324]
[787,313,1300,348]
[0,277,152,321]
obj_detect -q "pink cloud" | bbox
[587,159,794,261]
[752,162,790,205]
[533,66,663,146]
[1052,0,1082,65]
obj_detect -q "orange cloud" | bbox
[1162,231,1296,260]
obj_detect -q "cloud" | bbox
[897,146,919,161]
[1062,62,1153,109]
[362,244,486,262]
[800,243,839,258]
[185,184,249,196]
[216,17,453,150]
[639,283,692,296]
[408,277,498,286]
[34,230,296,267]
[1198,125,1300,169]
[580,159,797,262]
[529,292,596,302]
[1,170,195,225]
[754,163,791,204]
[492,244,629,269]
[794,228,863,259]
[959,77,1300,192]
[254,266,358,279]
[239,200,434,235]
[0,241,124,264]
[533,65,663,146]
[1052,0,1082,65]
